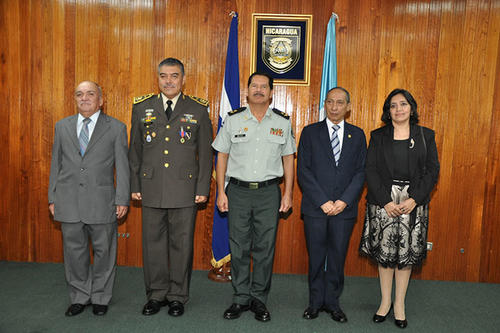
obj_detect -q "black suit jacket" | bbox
[365,124,440,206]
[297,120,367,218]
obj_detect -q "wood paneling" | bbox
[1,0,499,282]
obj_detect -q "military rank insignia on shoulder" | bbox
[272,108,290,119]
[228,107,246,116]
[133,93,155,104]
[188,95,209,107]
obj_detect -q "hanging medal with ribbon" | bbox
[179,126,186,143]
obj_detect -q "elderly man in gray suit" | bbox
[48,81,130,317]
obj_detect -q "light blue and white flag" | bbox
[319,14,338,121]
[211,12,240,268]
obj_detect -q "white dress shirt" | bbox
[326,118,345,153]
[77,110,101,140]
[161,92,181,113]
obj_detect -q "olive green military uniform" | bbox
[212,106,296,305]
[129,92,213,303]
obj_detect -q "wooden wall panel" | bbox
[1,0,499,283]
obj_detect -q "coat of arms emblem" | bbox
[262,25,301,74]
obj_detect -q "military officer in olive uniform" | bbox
[213,72,296,322]
[129,58,213,317]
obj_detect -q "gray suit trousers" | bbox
[61,222,117,305]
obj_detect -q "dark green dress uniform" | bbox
[212,106,296,305]
[129,92,213,304]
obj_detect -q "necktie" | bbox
[331,124,340,166]
[165,100,173,120]
[79,118,91,156]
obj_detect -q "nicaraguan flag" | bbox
[319,14,338,121]
[211,12,240,268]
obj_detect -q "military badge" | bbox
[270,128,284,136]
[179,126,192,143]
[142,109,156,126]
[181,114,198,124]
[262,25,300,74]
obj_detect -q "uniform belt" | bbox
[229,177,280,189]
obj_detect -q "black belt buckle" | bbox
[249,182,259,189]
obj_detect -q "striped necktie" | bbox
[331,124,340,166]
[79,118,91,156]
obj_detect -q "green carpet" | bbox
[0,262,498,332]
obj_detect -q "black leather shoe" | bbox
[142,299,168,316]
[303,307,320,319]
[65,303,86,317]
[250,299,271,322]
[168,301,184,317]
[373,304,392,323]
[223,303,250,319]
[330,309,348,323]
[395,318,408,328]
[92,304,108,316]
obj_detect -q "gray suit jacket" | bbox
[48,113,130,224]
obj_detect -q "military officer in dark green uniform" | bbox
[213,72,296,322]
[129,58,213,317]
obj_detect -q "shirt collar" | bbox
[326,118,344,130]
[78,110,101,123]
[161,92,181,110]
[244,106,273,122]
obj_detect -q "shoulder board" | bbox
[272,108,290,119]
[228,107,246,116]
[133,93,155,104]
[188,95,209,107]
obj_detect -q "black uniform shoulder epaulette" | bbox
[228,107,246,116]
[188,95,209,107]
[133,93,155,104]
[272,108,289,119]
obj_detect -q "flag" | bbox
[211,12,239,268]
[318,14,338,121]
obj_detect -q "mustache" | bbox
[253,92,265,96]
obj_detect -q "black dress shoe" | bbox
[373,304,393,323]
[142,299,168,316]
[223,303,250,319]
[168,300,184,317]
[303,307,320,319]
[330,309,348,323]
[395,318,408,328]
[65,303,86,317]
[92,304,108,316]
[250,299,271,322]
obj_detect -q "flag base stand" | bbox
[208,262,231,283]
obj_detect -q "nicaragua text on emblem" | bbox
[262,25,301,74]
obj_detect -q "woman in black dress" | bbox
[360,89,439,328]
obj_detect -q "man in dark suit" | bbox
[129,57,213,317]
[297,87,366,323]
[48,81,130,317]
